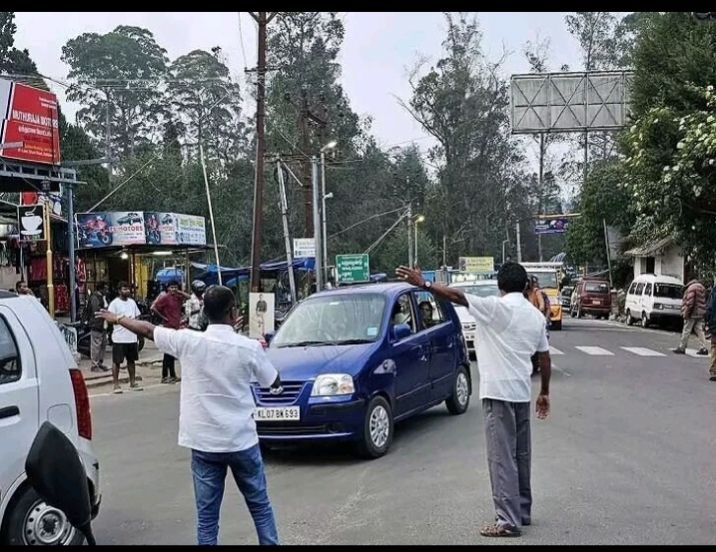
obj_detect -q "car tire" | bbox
[446,365,471,415]
[551,320,562,331]
[356,396,393,459]
[1,486,85,546]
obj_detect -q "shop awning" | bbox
[624,236,673,257]
[194,257,315,286]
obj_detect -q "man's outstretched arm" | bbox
[395,266,468,307]
[96,310,157,341]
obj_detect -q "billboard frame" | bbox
[510,70,634,135]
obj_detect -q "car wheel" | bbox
[626,309,634,326]
[446,365,471,415]
[1,486,84,546]
[551,320,562,331]
[356,396,393,459]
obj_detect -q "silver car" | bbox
[449,280,500,359]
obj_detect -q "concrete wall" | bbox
[632,245,685,283]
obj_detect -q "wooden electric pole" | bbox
[248,12,277,293]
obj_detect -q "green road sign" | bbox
[335,254,370,284]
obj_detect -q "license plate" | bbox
[593,300,601,305]
[253,407,300,421]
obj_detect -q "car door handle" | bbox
[0,405,19,419]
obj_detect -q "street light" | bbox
[414,215,425,266]
[320,141,337,285]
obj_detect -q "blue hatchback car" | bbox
[255,282,472,459]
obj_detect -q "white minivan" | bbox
[624,274,684,328]
[0,292,101,545]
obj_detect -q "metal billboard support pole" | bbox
[311,156,323,292]
[65,183,77,322]
[277,161,297,304]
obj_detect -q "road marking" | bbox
[621,347,666,357]
[575,346,614,356]
[552,363,571,377]
[549,346,564,356]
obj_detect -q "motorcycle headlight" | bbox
[311,374,355,396]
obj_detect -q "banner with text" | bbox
[534,217,570,235]
[458,256,494,273]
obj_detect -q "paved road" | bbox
[87,318,716,545]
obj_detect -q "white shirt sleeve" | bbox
[466,295,499,326]
[249,341,279,388]
[154,326,182,358]
[536,323,550,353]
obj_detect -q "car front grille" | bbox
[253,381,305,406]
[257,422,329,436]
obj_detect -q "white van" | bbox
[0,292,101,545]
[624,274,684,328]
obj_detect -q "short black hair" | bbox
[97,281,108,289]
[15,280,25,291]
[497,262,529,294]
[118,280,130,290]
[166,280,180,288]
[203,285,236,323]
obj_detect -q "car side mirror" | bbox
[392,323,412,341]
[264,331,275,346]
[24,421,97,545]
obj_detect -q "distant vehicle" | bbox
[624,273,683,328]
[522,262,563,331]
[448,280,500,359]
[560,285,574,310]
[0,292,101,545]
[258,282,472,459]
[570,278,611,319]
[116,213,142,225]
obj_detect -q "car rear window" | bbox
[584,282,609,294]
[654,284,683,299]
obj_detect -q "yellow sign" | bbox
[458,256,494,273]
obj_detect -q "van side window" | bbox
[628,282,637,295]
[644,283,653,296]
[0,317,21,385]
[635,283,645,295]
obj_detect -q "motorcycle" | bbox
[78,225,112,246]
[25,421,98,545]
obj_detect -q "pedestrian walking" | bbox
[673,277,709,356]
[705,281,716,381]
[107,281,143,394]
[186,280,207,331]
[396,262,551,538]
[151,280,184,383]
[86,282,110,373]
[96,285,282,545]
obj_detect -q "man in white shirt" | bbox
[107,281,143,394]
[96,285,282,545]
[396,262,551,538]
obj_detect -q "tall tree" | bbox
[61,26,169,159]
[403,12,530,263]
[168,48,247,165]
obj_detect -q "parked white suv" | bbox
[0,292,101,545]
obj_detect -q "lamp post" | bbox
[414,214,425,267]
[320,140,337,286]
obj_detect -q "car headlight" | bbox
[653,303,663,310]
[311,374,355,396]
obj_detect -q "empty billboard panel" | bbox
[510,71,634,134]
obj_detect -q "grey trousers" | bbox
[482,398,532,530]
[679,317,709,351]
[90,330,107,368]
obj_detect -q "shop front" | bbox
[74,210,211,307]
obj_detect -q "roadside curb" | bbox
[83,356,163,389]
[86,374,144,389]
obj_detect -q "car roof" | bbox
[317,281,418,300]
[450,280,497,287]
[633,274,683,285]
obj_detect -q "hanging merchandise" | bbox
[55,284,69,313]
[30,257,46,281]
[76,257,86,282]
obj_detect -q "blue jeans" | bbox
[191,444,279,545]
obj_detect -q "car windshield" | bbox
[584,282,609,294]
[271,293,386,348]
[527,272,558,289]
[654,284,683,299]
[454,284,499,298]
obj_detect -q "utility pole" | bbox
[537,132,545,262]
[407,200,414,268]
[311,156,323,291]
[248,12,277,293]
[300,90,313,236]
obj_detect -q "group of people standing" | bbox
[85,279,209,393]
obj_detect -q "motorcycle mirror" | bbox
[24,421,97,545]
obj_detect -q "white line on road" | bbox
[621,347,667,357]
[552,363,571,377]
[549,346,564,356]
[575,346,614,356]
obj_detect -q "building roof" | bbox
[624,236,674,257]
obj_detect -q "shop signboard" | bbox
[17,204,45,241]
[534,217,570,235]
[75,211,207,249]
[75,211,146,249]
[458,256,494,273]
[0,79,61,165]
[174,214,207,246]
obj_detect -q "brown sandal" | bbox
[480,523,521,537]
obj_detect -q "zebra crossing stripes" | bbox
[620,347,666,357]
[549,346,564,356]
[575,346,614,356]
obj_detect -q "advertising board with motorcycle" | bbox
[75,211,206,249]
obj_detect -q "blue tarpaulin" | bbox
[156,267,185,285]
[194,257,315,286]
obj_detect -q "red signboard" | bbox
[0,80,61,165]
